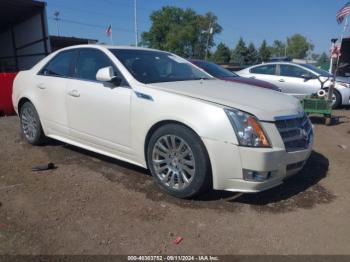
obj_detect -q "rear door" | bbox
[277,64,321,97]
[247,64,280,85]
[66,48,133,154]
[35,49,77,136]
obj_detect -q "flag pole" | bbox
[110,24,114,45]
[335,14,349,74]
[330,14,349,102]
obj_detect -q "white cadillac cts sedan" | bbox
[12,45,313,198]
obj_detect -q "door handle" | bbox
[37,83,46,89]
[68,90,80,97]
[250,76,256,79]
[279,79,285,82]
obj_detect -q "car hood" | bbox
[336,76,350,83]
[148,79,302,121]
[219,76,280,91]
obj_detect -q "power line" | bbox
[48,17,135,34]
[46,1,251,49]
[47,2,149,24]
[100,0,151,12]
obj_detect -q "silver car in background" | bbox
[237,62,350,108]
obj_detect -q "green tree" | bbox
[246,42,258,65]
[231,37,248,65]
[259,40,271,62]
[317,52,330,71]
[212,42,231,63]
[141,6,222,59]
[286,34,314,59]
[271,40,286,57]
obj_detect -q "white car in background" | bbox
[238,62,350,108]
[12,45,313,198]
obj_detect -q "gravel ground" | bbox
[0,110,350,255]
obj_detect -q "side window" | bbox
[280,65,309,78]
[75,49,116,81]
[40,50,76,77]
[250,64,276,75]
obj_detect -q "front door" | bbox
[277,64,321,98]
[66,48,132,154]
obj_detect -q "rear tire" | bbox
[19,102,47,145]
[147,124,211,199]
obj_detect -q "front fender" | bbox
[130,87,238,166]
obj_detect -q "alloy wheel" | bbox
[21,106,38,141]
[152,135,195,190]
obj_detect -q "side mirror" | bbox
[96,66,122,86]
[301,73,316,81]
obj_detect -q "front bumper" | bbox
[202,122,313,193]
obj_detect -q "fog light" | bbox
[243,169,273,182]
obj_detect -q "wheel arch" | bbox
[18,97,33,113]
[143,120,212,175]
[17,97,46,133]
[334,88,342,99]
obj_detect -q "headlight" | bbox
[224,108,271,147]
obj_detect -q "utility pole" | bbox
[53,11,60,36]
[205,22,213,60]
[284,42,287,57]
[134,0,138,47]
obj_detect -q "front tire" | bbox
[147,124,211,199]
[332,90,341,109]
[20,102,47,145]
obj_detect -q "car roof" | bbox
[248,62,313,70]
[253,62,302,66]
[56,44,169,53]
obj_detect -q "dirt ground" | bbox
[0,109,350,255]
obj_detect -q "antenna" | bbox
[54,11,60,36]
[134,0,138,46]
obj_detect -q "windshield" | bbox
[109,49,212,84]
[193,60,238,78]
[302,64,332,77]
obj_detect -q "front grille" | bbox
[275,114,313,152]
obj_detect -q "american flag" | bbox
[337,1,350,24]
[106,25,112,37]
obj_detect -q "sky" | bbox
[44,0,349,54]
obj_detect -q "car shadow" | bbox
[44,140,335,212]
[196,151,332,206]
[339,105,350,110]
[309,115,349,126]
[53,142,149,174]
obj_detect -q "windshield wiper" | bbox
[192,77,213,80]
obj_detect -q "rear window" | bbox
[39,50,76,77]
